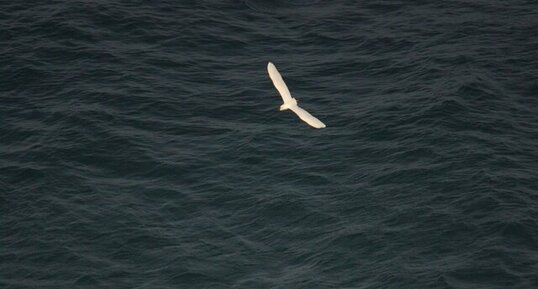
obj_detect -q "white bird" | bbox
[267,62,326,129]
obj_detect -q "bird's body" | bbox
[279,97,297,111]
[267,62,326,129]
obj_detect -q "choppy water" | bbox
[2,1,538,288]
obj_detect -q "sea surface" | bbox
[2,1,538,288]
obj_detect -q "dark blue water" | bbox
[2,1,538,288]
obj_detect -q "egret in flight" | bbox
[267,62,326,129]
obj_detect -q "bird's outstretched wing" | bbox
[289,105,326,129]
[267,62,293,104]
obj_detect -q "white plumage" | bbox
[267,62,326,129]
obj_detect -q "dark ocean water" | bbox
[2,1,538,288]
